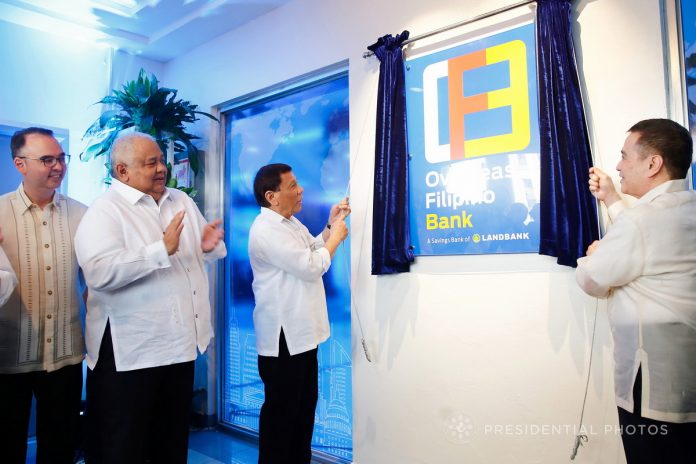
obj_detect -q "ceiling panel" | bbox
[0,0,293,62]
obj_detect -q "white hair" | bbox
[110,132,160,178]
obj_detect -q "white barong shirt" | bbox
[75,180,226,371]
[576,179,696,423]
[248,207,331,357]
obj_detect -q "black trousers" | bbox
[85,322,195,464]
[257,330,319,464]
[618,368,696,464]
[0,362,83,464]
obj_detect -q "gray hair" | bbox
[110,132,160,177]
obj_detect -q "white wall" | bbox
[160,0,669,463]
[0,21,164,206]
[0,21,110,204]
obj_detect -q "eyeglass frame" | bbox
[16,153,70,167]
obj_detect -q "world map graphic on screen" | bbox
[221,74,352,461]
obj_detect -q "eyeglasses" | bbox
[18,154,70,167]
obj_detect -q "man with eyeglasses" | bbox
[0,127,86,463]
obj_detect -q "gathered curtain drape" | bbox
[536,0,599,267]
[367,31,414,275]
[368,0,599,270]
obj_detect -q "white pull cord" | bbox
[338,71,379,362]
[568,28,610,455]
[570,297,599,460]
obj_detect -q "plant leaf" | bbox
[82,68,218,185]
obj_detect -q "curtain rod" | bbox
[363,0,536,58]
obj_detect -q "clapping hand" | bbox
[164,211,186,255]
[201,219,223,252]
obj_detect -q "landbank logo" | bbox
[472,232,530,244]
[421,39,531,164]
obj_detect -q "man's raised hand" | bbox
[164,211,186,255]
[589,167,620,207]
[201,219,224,252]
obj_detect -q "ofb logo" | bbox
[406,24,540,256]
[421,40,531,164]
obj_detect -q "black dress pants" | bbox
[257,330,319,464]
[85,322,195,464]
[0,362,83,464]
[618,367,696,464]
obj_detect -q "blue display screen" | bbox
[681,0,696,188]
[221,74,352,461]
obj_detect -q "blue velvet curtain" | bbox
[368,31,414,275]
[537,0,599,267]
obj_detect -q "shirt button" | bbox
[44,244,50,248]
[195,314,198,319]
[46,266,51,271]
[47,314,52,319]
[193,290,197,295]
[47,337,52,343]
[47,290,53,295]
[43,221,47,226]
[186,267,191,272]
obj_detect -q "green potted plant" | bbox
[80,69,218,196]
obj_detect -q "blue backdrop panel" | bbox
[221,74,352,461]
[681,0,696,189]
